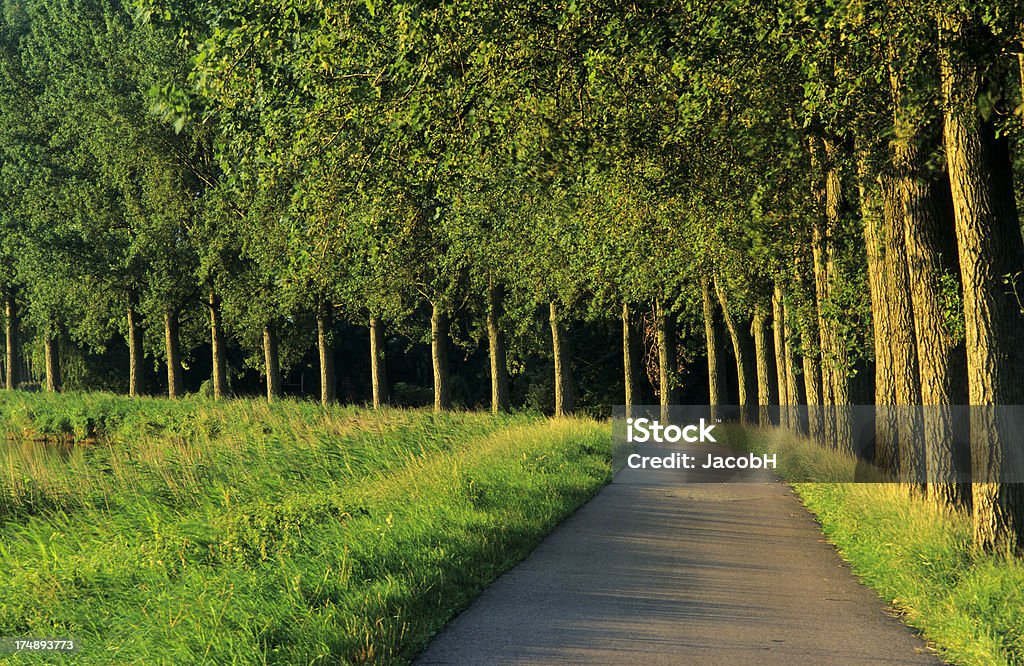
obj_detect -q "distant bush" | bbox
[392,381,433,407]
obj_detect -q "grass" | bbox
[0,391,613,664]
[727,426,1024,666]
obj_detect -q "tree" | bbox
[938,4,1024,552]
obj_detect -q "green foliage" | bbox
[940,270,968,345]
[0,0,1019,421]
[0,0,902,401]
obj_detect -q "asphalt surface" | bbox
[416,439,942,665]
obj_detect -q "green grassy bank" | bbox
[731,427,1024,666]
[0,392,613,664]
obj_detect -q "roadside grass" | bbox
[0,392,613,664]
[728,426,1024,666]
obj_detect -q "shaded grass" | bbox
[0,392,613,664]
[728,426,1024,666]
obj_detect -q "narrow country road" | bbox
[417,440,941,665]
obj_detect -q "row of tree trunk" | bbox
[620,287,800,429]
[801,14,1024,553]
[0,284,543,416]
[752,13,1024,554]
[1,293,63,393]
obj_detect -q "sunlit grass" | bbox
[0,392,613,664]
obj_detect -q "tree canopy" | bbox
[2,0,1024,551]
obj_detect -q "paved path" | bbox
[417,440,941,665]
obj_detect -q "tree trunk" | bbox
[127,304,144,397]
[44,328,60,393]
[1019,53,1024,112]
[369,317,388,409]
[781,294,803,432]
[549,302,575,416]
[821,136,854,452]
[655,300,675,422]
[794,254,824,441]
[940,13,1024,553]
[164,308,183,399]
[716,278,754,422]
[209,289,226,400]
[882,172,925,485]
[772,284,789,428]
[751,307,772,426]
[5,294,17,390]
[488,281,510,414]
[317,311,336,406]
[702,279,723,415]
[622,302,639,419]
[263,325,282,403]
[803,354,823,439]
[859,153,905,478]
[431,303,451,412]
[810,216,833,413]
[892,48,971,509]
[811,219,838,447]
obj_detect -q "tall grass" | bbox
[0,392,612,664]
[728,426,1024,666]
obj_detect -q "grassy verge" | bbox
[0,392,613,664]
[727,426,1024,666]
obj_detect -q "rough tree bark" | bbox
[5,293,17,390]
[793,252,823,440]
[716,278,755,422]
[940,13,1024,553]
[431,303,451,412]
[369,317,388,409]
[861,159,898,473]
[164,308,183,399]
[44,327,60,393]
[781,294,803,432]
[751,306,772,426]
[892,43,971,510]
[622,303,639,419]
[809,135,854,450]
[549,302,575,416]
[209,289,226,400]
[263,325,282,403]
[810,215,834,417]
[772,284,789,428]
[655,300,676,422]
[821,136,854,452]
[487,281,510,414]
[127,304,144,397]
[317,309,336,406]
[882,173,924,484]
[803,352,823,439]
[702,279,723,417]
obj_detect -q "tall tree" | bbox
[939,7,1024,552]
